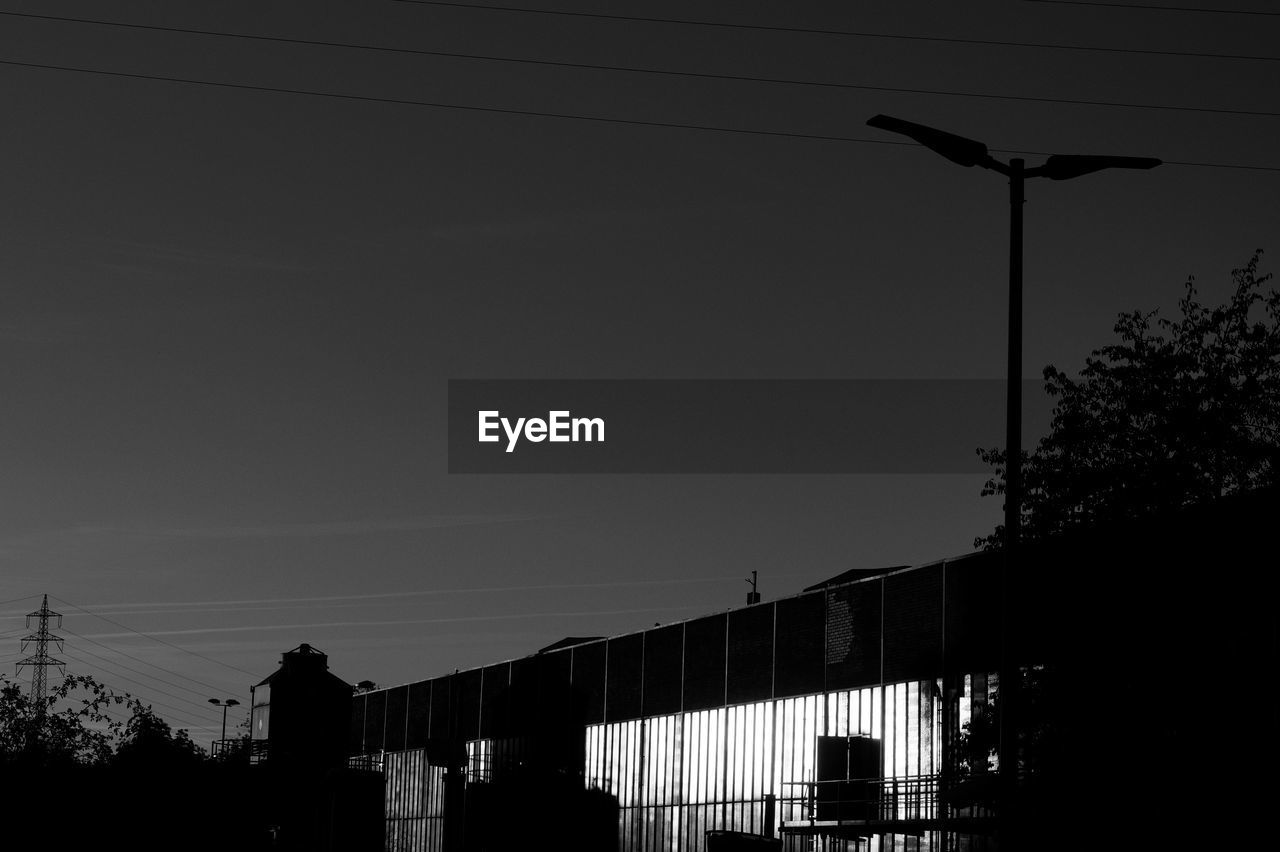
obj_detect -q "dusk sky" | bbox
[0,0,1275,745]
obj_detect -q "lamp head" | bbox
[1037,154,1162,181]
[866,114,993,169]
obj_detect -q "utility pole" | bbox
[16,595,66,718]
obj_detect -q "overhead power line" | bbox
[1,56,1276,173]
[391,1,1280,57]
[102,704,219,735]
[1023,0,1280,15]
[97,703,212,737]
[61,649,228,724]
[4,5,1274,65]
[0,56,965,144]
[51,595,259,678]
[59,626,236,703]
[63,658,227,731]
[56,624,241,695]
[3,12,1275,117]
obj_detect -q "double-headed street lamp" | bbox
[865,114,1159,832]
[866,114,1160,554]
[208,697,241,745]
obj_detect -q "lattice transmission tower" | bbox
[16,594,66,717]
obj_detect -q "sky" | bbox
[0,0,1275,746]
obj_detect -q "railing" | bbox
[210,737,269,764]
[781,772,998,829]
[210,738,243,761]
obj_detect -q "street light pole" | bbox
[1000,157,1024,848]
[865,114,1159,846]
[1006,158,1024,553]
[208,697,241,751]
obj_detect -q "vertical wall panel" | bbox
[455,668,482,741]
[570,641,606,724]
[384,684,409,753]
[727,603,773,704]
[539,649,573,718]
[535,649,576,774]
[349,691,367,754]
[479,662,510,739]
[406,680,431,750]
[642,624,684,717]
[428,676,451,740]
[884,564,944,682]
[364,689,387,754]
[825,579,882,689]
[509,657,538,736]
[606,633,644,721]
[944,555,1001,674]
[773,593,825,697]
[682,614,727,711]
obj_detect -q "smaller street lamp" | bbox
[208,697,241,746]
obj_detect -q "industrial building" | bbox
[348,487,1276,851]
[228,644,384,850]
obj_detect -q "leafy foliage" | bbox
[0,674,254,852]
[0,672,207,769]
[0,673,126,768]
[977,251,1279,548]
[114,703,208,768]
[954,668,1050,778]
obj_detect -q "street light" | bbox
[867,112,1159,558]
[867,115,1159,555]
[866,113,1159,835]
[208,697,241,746]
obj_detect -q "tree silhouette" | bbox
[0,672,126,768]
[113,704,207,769]
[977,251,1279,548]
[0,672,207,769]
[1,673,247,852]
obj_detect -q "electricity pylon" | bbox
[16,595,65,717]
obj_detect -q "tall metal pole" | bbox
[999,157,1025,845]
[1006,159,1024,554]
[220,703,229,743]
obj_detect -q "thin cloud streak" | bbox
[66,513,548,541]
[39,574,779,615]
[104,237,312,273]
[78,604,711,639]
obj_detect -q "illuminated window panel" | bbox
[577,678,966,852]
[366,673,984,852]
[382,748,446,852]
